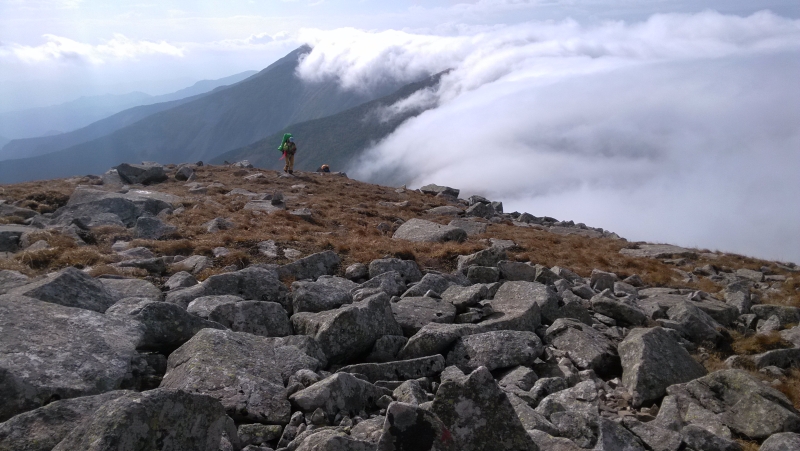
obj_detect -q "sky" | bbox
[1,0,799,262]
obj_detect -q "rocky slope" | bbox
[0,161,798,451]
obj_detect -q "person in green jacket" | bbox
[278,133,297,174]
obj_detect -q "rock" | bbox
[291,292,403,364]
[663,301,725,345]
[289,372,391,418]
[594,417,647,451]
[398,281,542,359]
[466,266,499,283]
[780,325,800,347]
[50,188,177,228]
[666,369,800,440]
[441,284,487,312]
[166,266,289,311]
[401,273,452,298]
[175,165,195,181]
[426,205,463,216]
[290,428,374,451]
[0,294,143,421]
[170,254,213,275]
[0,390,131,451]
[292,276,356,313]
[465,202,494,219]
[751,348,800,370]
[590,269,619,291]
[106,297,224,351]
[277,250,341,281]
[621,417,683,451]
[499,281,561,324]
[419,184,459,197]
[338,355,446,383]
[9,266,115,313]
[448,218,487,236]
[505,392,559,435]
[100,277,162,302]
[186,294,243,318]
[619,327,707,407]
[116,256,167,274]
[369,258,423,283]
[0,269,29,295]
[51,388,228,451]
[238,423,283,447]
[376,402,456,451]
[456,247,506,274]
[208,300,293,337]
[133,216,177,239]
[680,424,742,451]
[619,244,698,259]
[591,293,648,327]
[354,271,407,299]
[499,366,539,391]
[544,318,620,376]
[447,330,543,372]
[160,328,322,423]
[431,366,537,451]
[535,379,599,419]
[345,263,369,281]
[166,271,198,290]
[392,296,457,337]
[527,430,582,451]
[760,432,800,451]
[114,162,168,185]
[392,380,428,405]
[203,217,235,233]
[364,335,408,363]
[736,268,764,282]
[351,416,386,444]
[0,224,37,252]
[392,218,467,243]
[751,305,800,327]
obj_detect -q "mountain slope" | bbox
[0,71,257,141]
[0,46,407,183]
[0,70,257,161]
[211,72,444,173]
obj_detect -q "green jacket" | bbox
[283,141,297,155]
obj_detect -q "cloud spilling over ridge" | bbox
[295,11,800,262]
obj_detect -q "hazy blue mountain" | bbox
[211,72,444,173]
[0,70,257,143]
[0,46,408,183]
[0,135,8,149]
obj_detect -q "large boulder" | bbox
[276,250,341,281]
[292,276,356,313]
[431,366,537,451]
[760,432,800,451]
[663,301,725,345]
[9,266,115,313]
[666,369,800,440]
[369,258,423,283]
[391,296,457,337]
[337,355,446,383]
[99,277,162,302]
[0,269,29,295]
[289,372,391,419]
[544,318,620,376]
[166,266,289,311]
[51,389,229,451]
[353,271,407,298]
[392,218,467,243]
[105,297,224,351]
[0,294,143,421]
[133,216,177,239]
[420,184,459,197]
[0,225,37,253]
[114,162,168,185]
[456,247,506,274]
[591,294,648,327]
[50,187,177,228]
[291,292,403,364]
[376,402,457,451]
[159,328,323,423]
[207,300,293,337]
[0,390,131,451]
[495,280,560,324]
[398,281,543,359]
[401,273,453,297]
[446,330,543,372]
[619,327,707,407]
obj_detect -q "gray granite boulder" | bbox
[52,388,228,451]
[160,328,322,423]
[0,390,131,451]
[431,366,537,451]
[133,216,177,239]
[591,293,648,327]
[621,417,683,451]
[376,402,456,451]
[292,276,356,313]
[441,284,487,312]
[114,162,168,185]
[353,271,407,299]
[420,184,459,197]
[369,258,423,283]
[186,294,244,318]
[276,250,341,281]
[392,218,467,243]
[10,266,115,313]
[105,297,224,351]
[0,224,37,252]
[663,301,725,345]
[544,318,620,376]
[51,188,176,228]
[401,273,452,297]
[448,218,487,236]
[446,330,543,372]
[337,355,446,383]
[456,247,506,274]
[0,294,143,421]
[751,305,800,327]
[392,296,457,337]
[289,372,391,419]
[207,300,293,337]
[680,424,742,451]
[666,369,800,440]
[0,269,29,295]
[760,432,800,451]
[291,292,403,364]
[497,260,538,282]
[99,277,163,302]
[619,327,707,407]
[166,266,289,311]
[392,380,428,405]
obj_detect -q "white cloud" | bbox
[0,33,184,64]
[294,10,800,262]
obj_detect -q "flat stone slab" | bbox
[337,355,447,383]
[620,244,698,259]
[392,218,466,243]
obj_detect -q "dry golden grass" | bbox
[736,439,760,451]
[776,369,800,409]
[731,331,793,355]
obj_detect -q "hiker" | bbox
[316,164,330,173]
[278,133,297,174]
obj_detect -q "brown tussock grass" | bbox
[731,331,793,355]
